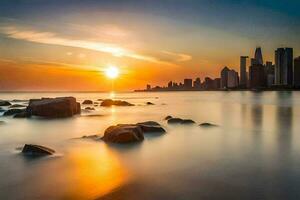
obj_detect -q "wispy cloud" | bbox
[0,24,190,67]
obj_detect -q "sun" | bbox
[105,66,119,79]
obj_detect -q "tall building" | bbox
[254,47,263,65]
[146,84,151,90]
[275,48,293,86]
[294,57,300,88]
[193,78,201,89]
[183,79,193,89]
[249,64,265,88]
[168,81,173,88]
[204,77,214,89]
[220,66,229,88]
[213,78,221,89]
[227,69,239,88]
[240,56,248,87]
[265,61,275,87]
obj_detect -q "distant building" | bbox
[204,77,214,89]
[213,78,221,89]
[294,57,300,88]
[227,69,239,88]
[183,79,193,89]
[275,48,293,86]
[193,78,201,89]
[265,61,275,86]
[249,64,265,88]
[168,81,173,88]
[254,47,264,65]
[240,56,248,87]
[220,66,229,89]
[146,84,151,90]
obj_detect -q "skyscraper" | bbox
[227,69,239,88]
[240,56,248,87]
[254,47,263,65]
[220,66,229,89]
[249,64,265,88]
[294,57,300,88]
[275,48,293,86]
[183,79,193,89]
[193,78,201,89]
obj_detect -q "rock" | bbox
[85,107,95,110]
[0,107,6,112]
[13,112,31,118]
[102,124,144,143]
[0,121,5,124]
[9,104,26,108]
[3,109,26,116]
[167,118,184,124]
[199,122,218,127]
[101,99,134,107]
[137,121,166,133]
[97,99,103,101]
[82,134,101,140]
[82,100,93,104]
[27,97,81,118]
[22,144,55,156]
[165,115,173,120]
[0,101,11,106]
[181,119,195,124]
[146,102,154,105]
[11,99,28,103]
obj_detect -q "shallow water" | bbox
[1,91,300,200]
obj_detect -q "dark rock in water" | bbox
[101,99,134,107]
[27,97,81,118]
[97,99,103,101]
[0,107,6,112]
[14,111,31,118]
[165,116,173,120]
[181,119,195,124]
[102,124,144,143]
[0,121,5,124]
[167,118,184,124]
[22,144,55,156]
[0,101,11,106]
[11,99,28,103]
[82,134,101,140]
[85,107,95,110]
[146,102,154,105]
[3,109,26,116]
[82,100,93,104]
[199,122,218,127]
[137,121,166,133]
[9,104,26,108]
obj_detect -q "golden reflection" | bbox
[109,91,115,99]
[63,143,127,199]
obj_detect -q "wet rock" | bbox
[85,107,95,110]
[0,107,6,112]
[146,102,154,105]
[167,118,184,124]
[11,99,28,103]
[137,121,166,133]
[22,144,55,156]
[13,112,31,118]
[199,122,218,127]
[27,97,81,118]
[164,115,173,120]
[9,104,26,108]
[101,99,134,107]
[82,100,93,104]
[181,119,195,124]
[3,109,26,116]
[0,101,11,106]
[102,124,144,143]
[97,99,103,101]
[82,134,101,140]
[0,121,5,124]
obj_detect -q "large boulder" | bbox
[0,101,11,106]
[27,97,81,118]
[102,124,144,143]
[199,122,218,127]
[3,109,26,116]
[101,99,134,107]
[146,102,154,105]
[14,111,31,118]
[167,117,195,125]
[9,104,26,108]
[181,119,195,124]
[137,121,166,133]
[164,115,173,120]
[22,144,55,156]
[82,100,93,104]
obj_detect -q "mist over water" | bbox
[1,91,300,200]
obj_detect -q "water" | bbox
[1,91,300,200]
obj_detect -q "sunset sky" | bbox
[0,0,300,91]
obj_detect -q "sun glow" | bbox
[105,66,119,79]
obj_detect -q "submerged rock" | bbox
[22,144,55,156]
[199,122,218,127]
[3,109,26,116]
[167,117,195,125]
[14,112,31,118]
[137,121,166,133]
[146,102,154,105]
[9,104,26,108]
[102,124,144,143]
[0,101,11,106]
[85,107,95,110]
[164,115,173,120]
[101,99,134,107]
[27,97,81,118]
[82,100,93,104]
[181,119,195,124]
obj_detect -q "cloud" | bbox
[0,24,180,67]
[161,51,192,62]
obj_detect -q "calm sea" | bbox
[1,91,300,200]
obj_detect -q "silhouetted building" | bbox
[221,66,229,88]
[184,79,193,89]
[240,56,248,87]
[213,78,221,89]
[204,77,214,89]
[227,69,239,88]
[265,61,275,87]
[254,47,264,65]
[168,81,173,88]
[294,57,300,88]
[249,64,265,88]
[275,48,293,86]
[193,78,201,89]
[146,84,151,90]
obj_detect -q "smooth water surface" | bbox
[1,91,300,200]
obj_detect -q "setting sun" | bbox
[105,66,119,79]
